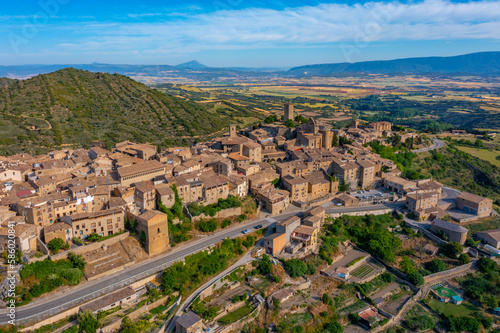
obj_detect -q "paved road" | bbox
[165,252,255,333]
[0,202,403,325]
[412,138,445,153]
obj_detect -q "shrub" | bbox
[404,315,435,331]
[196,219,218,233]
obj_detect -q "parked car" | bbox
[242,229,250,234]
[254,224,263,229]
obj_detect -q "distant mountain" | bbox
[0,68,258,155]
[287,52,500,76]
[174,60,208,69]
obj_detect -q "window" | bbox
[107,219,112,224]
[117,217,121,222]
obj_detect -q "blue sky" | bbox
[0,0,499,67]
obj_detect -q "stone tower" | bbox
[229,124,237,138]
[284,103,294,122]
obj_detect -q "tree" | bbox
[332,132,339,147]
[124,217,137,233]
[425,259,446,273]
[478,257,497,274]
[68,252,86,271]
[259,254,272,275]
[407,271,424,286]
[441,242,462,258]
[339,179,349,192]
[399,256,415,274]
[48,238,65,253]
[121,317,139,333]
[458,253,470,265]
[284,119,295,128]
[78,310,99,333]
[322,293,333,306]
[284,259,307,278]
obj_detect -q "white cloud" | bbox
[2,0,500,63]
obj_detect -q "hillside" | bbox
[287,52,500,76]
[0,68,259,155]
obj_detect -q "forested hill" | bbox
[0,77,15,88]
[0,68,257,155]
[287,52,500,76]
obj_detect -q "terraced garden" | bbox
[351,265,375,279]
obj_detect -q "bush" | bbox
[404,315,435,331]
[222,219,231,229]
[196,219,218,233]
[61,268,83,285]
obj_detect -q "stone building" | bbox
[134,210,169,255]
[456,192,493,218]
[61,207,124,240]
[117,161,166,187]
[430,219,468,245]
[284,103,294,122]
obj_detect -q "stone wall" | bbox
[328,208,393,219]
[423,262,474,284]
[190,207,242,223]
[50,232,130,261]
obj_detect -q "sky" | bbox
[0,0,499,67]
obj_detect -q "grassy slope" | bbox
[0,68,259,155]
[414,145,500,203]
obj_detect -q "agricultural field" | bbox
[351,265,375,279]
[455,146,500,167]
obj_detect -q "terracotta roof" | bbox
[44,222,71,234]
[80,287,135,313]
[118,160,165,178]
[176,311,202,329]
[457,192,491,204]
[68,207,123,221]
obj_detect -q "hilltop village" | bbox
[0,104,498,333]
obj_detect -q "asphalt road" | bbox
[0,202,404,325]
[412,138,445,153]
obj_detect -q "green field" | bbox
[456,146,500,167]
[428,299,479,316]
[218,305,254,324]
[351,265,375,279]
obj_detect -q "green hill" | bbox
[0,68,259,155]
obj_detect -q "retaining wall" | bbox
[190,207,242,223]
[423,262,474,284]
[328,208,393,219]
[50,232,130,261]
